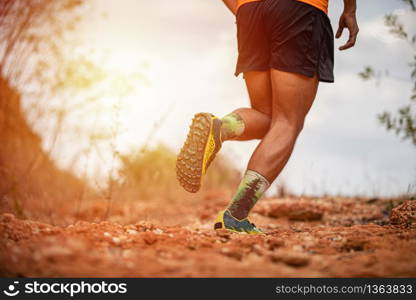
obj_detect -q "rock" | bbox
[288,210,323,221]
[215,229,230,239]
[126,229,138,235]
[267,237,285,250]
[252,244,264,256]
[390,200,416,227]
[261,201,324,221]
[0,213,15,222]
[112,237,121,244]
[41,245,72,258]
[142,232,158,245]
[340,238,367,252]
[187,242,197,250]
[270,251,310,267]
[220,247,243,261]
[153,228,163,235]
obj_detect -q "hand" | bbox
[336,12,359,50]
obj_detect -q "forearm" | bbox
[222,0,237,15]
[343,0,356,14]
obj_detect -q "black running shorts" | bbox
[235,0,334,83]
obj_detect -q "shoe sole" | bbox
[176,113,218,193]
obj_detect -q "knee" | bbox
[287,120,303,136]
[259,109,272,126]
[253,106,272,120]
[295,120,305,134]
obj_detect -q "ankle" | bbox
[227,169,270,220]
[227,208,247,220]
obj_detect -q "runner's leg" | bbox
[227,70,319,220]
[221,71,272,141]
[247,70,319,182]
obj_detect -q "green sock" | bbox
[227,170,270,220]
[220,113,245,141]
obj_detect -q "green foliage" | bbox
[118,144,240,199]
[385,14,408,39]
[0,0,86,82]
[358,66,376,81]
[378,107,416,145]
[119,144,177,193]
[359,0,416,146]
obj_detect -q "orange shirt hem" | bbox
[236,0,262,10]
[296,0,328,14]
[236,0,328,14]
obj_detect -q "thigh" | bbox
[270,69,319,128]
[244,71,273,116]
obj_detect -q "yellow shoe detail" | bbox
[202,119,217,175]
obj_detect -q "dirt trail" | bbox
[1,197,415,277]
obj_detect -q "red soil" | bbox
[1,196,415,277]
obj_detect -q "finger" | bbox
[335,25,344,39]
[339,30,358,50]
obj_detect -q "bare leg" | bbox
[247,69,319,182]
[224,70,318,221]
[222,71,272,141]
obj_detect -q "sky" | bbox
[33,0,416,197]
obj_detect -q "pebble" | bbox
[153,228,163,235]
[126,229,138,235]
[112,237,121,244]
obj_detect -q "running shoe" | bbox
[176,113,222,193]
[214,210,264,234]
